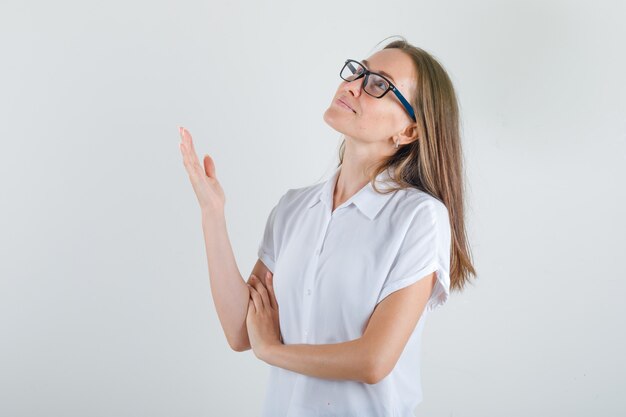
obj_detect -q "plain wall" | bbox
[1,0,624,415]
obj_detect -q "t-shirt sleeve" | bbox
[375,199,452,313]
[257,192,287,273]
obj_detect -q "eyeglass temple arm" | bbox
[390,86,416,122]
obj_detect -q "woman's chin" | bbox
[323,107,352,132]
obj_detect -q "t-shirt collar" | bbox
[307,165,398,220]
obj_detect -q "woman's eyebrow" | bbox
[361,59,396,83]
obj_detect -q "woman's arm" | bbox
[179,127,254,352]
[201,213,253,352]
[231,258,274,352]
[262,338,375,384]
[259,273,436,385]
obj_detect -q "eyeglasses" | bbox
[340,59,416,122]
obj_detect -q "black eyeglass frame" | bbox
[340,59,416,122]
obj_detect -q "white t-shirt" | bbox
[257,165,451,417]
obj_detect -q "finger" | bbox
[179,140,204,180]
[247,284,262,311]
[264,271,279,311]
[249,275,271,310]
[180,142,197,178]
[178,127,190,159]
[246,274,258,286]
[178,138,196,174]
[247,297,255,314]
[178,127,201,177]
[183,153,205,183]
[179,135,189,162]
[180,127,203,170]
[203,154,216,179]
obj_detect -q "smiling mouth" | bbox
[337,98,356,113]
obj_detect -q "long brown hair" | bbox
[337,36,477,292]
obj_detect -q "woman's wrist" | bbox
[259,342,282,365]
[201,209,225,226]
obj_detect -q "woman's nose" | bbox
[344,76,364,97]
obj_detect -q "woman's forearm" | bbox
[201,212,249,351]
[262,338,376,384]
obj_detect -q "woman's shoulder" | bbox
[274,181,324,212]
[394,186,449,223]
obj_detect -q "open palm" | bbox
[178,126,225,215]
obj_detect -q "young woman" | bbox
[179,37,476,416]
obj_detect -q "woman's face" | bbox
[323,48,417,145]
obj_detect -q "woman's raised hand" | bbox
[178,126,225,216]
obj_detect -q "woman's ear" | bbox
[394,123,420,146]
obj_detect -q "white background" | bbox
[1,0,624,415]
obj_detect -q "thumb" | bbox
[266,271,279,310]
[203,154,216,178]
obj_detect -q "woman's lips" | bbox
[336,98,356,113]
